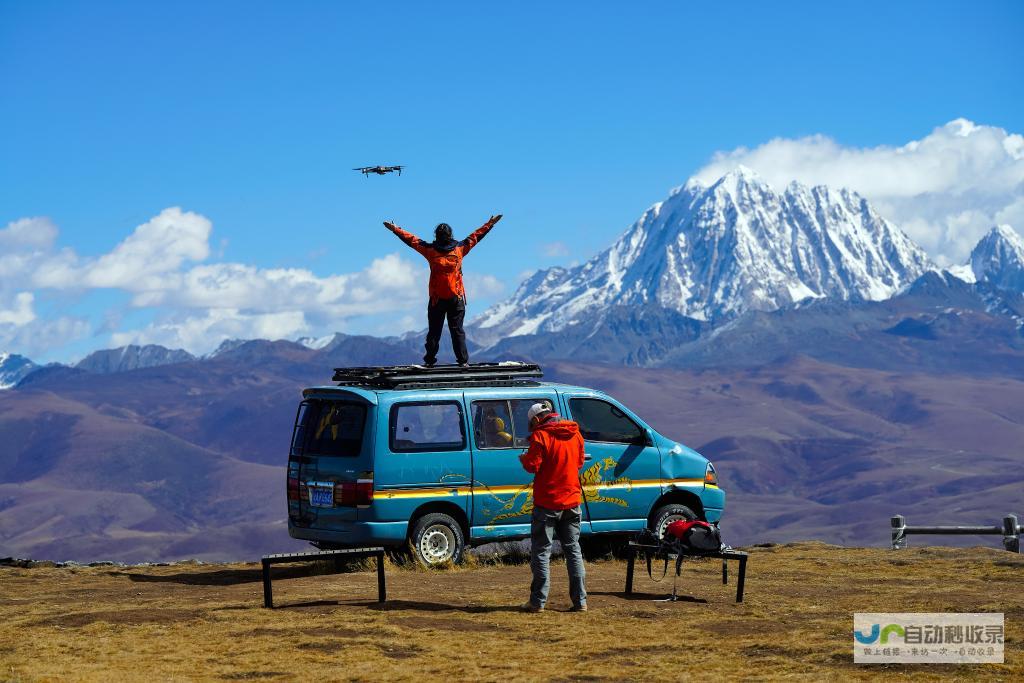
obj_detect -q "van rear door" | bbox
[289,390,375,530]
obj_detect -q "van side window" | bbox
[391,401,465,452]
[473,401,514,449]
[569,398,645,445]
[472,399,554,449]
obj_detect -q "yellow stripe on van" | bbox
[373,487,469,500]
[372,478,710,500]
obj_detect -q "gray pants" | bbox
[530,504,587,608]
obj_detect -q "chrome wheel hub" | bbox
[419,525,455,564]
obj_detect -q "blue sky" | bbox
[1,1,1022,362]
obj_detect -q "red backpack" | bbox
[664,519,723,553]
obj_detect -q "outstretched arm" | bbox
[384,221,431,258]
[460,214,502,255]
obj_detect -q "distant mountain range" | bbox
[2,171,1023,561]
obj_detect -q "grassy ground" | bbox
[1,543,1020,681]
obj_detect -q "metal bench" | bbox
[261,547,386,608]
[624,541,749,603]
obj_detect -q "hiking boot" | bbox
[570,603,588,613]
[521,602,544,613]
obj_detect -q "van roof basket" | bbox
[332,362,544,390]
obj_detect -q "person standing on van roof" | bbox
[519,402,588,613]
[383,215,503,367]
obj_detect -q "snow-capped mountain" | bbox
[295,334,337,350]
[967,225,1024,292]
[0,352,39,389]
[75,344,195,374]
[472,167,932,343]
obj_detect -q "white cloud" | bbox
[0,292,35,326]
[110,309,310,352]
[464,272,506,299]
[84,207,211,288]
[693,119,1024,265]
[0,313,90,357]
[0,217,58,250]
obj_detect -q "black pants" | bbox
[425,297,468,365]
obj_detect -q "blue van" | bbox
[287,363,724,565]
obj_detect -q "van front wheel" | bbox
[410,513,466,567]
[650,503,697,539]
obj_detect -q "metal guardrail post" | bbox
[891,514,906,550]
[1003,515,1020,553]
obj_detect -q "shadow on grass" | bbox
[272,599,522,614]
[588,590,708,604]
[119,565,332,586]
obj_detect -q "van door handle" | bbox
[584,453,593,462]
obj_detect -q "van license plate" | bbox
[307,483,334,508]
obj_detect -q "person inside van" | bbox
[519,402,588,613]
[383,215,502,367]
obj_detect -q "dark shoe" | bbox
[458,362,469,367]
[521,602,544,613]
[423,360,436,368]
[569,603,588,612]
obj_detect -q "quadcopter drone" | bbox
[354,165,404,177]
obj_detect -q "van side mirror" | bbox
[644,429,654,447]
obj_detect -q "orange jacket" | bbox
[387,218,498,302]
[519,416,586,510]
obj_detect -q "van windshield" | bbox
[293,399,366,457]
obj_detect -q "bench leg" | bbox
[625,548,635,595]
[722,559,728,585]
[262,560,273,609]
[736,556,746,603]
[377,552,387,603]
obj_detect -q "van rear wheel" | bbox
[650,503,697,539]
[410,513,466,567]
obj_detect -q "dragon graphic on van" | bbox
[485,484,534,526]
[581,457,632,507]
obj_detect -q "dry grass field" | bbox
[1,543,1020,681]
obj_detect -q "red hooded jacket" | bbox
[386,218,498,303]
[519,415,586,511]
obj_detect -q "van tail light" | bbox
[287,476,300,502]
[356,474,374,508]
[334,472,374,508]
[704,463,719,487]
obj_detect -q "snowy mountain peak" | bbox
[296,333,338,350]
[75,344,195,374]
[969,224,1024,292]
[0,352,39,389]
[471,172,932,344]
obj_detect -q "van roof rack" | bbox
[332,361,544,390]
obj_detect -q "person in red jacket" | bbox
[384,215,502,366]
[519,402,588,612]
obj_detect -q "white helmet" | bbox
[527,402,552,423]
